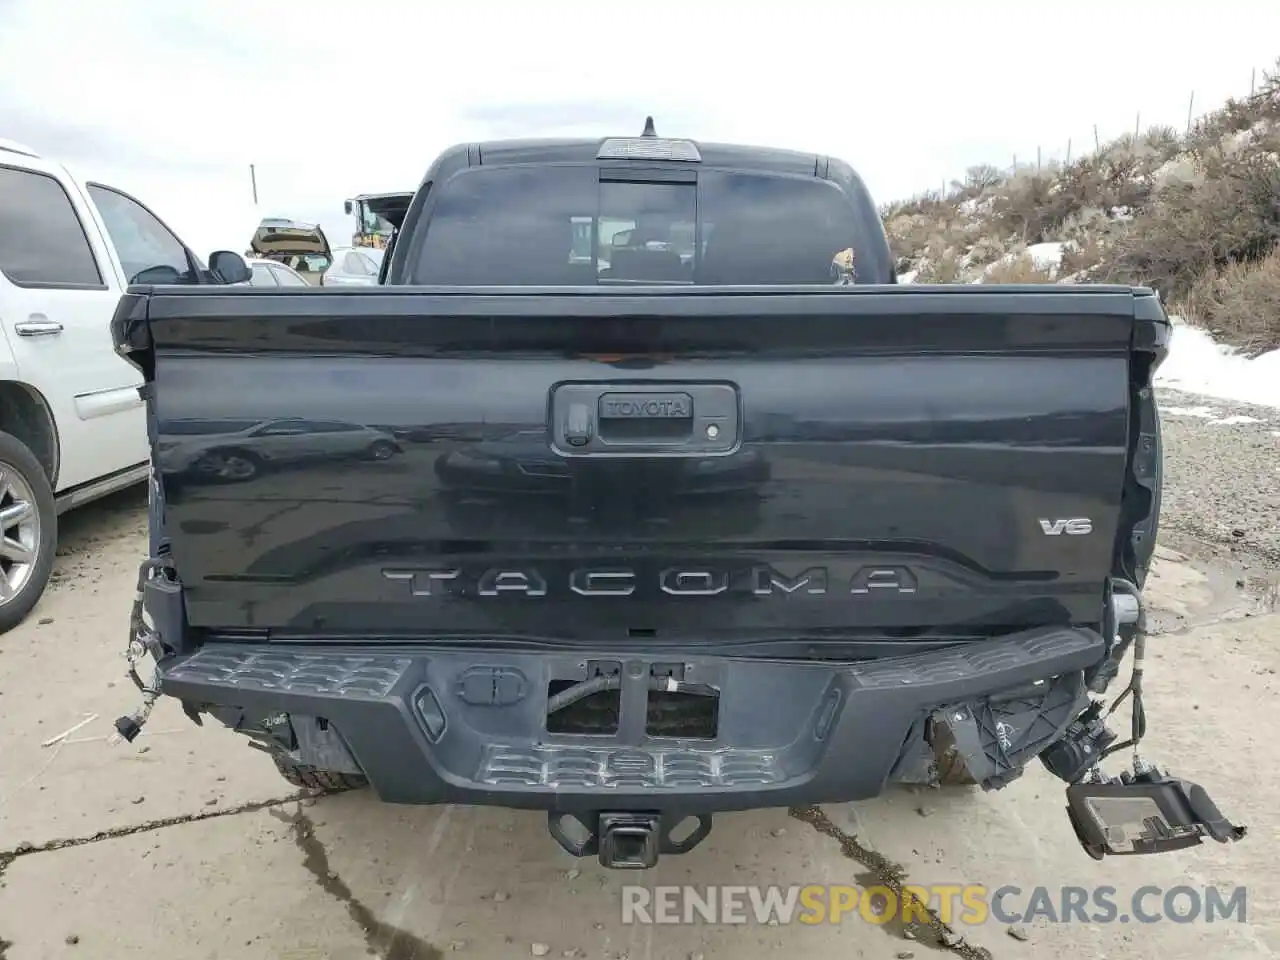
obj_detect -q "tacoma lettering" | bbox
[850,566,917,594]
[660,568,729,596]
[478,569,548,597]
[382,564,920,598]
[571,569,637,596]
[752,565,827,596]
[381,568,460,596]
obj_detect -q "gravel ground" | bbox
[1157,387,1280,563]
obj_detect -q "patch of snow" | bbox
[897,269,919,284]
[1110,205,1133,222]
[958,196,995,218]
[1161,405,1217,418]
[1155,324,1280,408]
[1223,124,1268,154]
[980,241,1072,280]
[1208,415,1264,425]
[1025,242,1068,271]
[1151,155,1201,192]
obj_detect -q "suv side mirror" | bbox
[344,199,353,215]
[130,264,184,285]
[209,250,251,285]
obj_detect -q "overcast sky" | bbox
[3,0,1278,256]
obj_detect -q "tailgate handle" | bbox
[598,392,694,443]
[550,382,740,457]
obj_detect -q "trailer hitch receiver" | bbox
[599,813,662,869]
[548,811,713,868]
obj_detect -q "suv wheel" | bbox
[0,431,57,634]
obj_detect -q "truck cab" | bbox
[343,193,404,250]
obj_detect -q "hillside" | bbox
[881,60,1280,354]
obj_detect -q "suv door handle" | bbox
[14,318,63,337]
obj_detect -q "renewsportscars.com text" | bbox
[620,884,1247,926]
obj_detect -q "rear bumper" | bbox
[160,626,1104,813]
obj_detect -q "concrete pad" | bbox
[297,796,903,960]
[1,806,368,960]
[0,492,290,850]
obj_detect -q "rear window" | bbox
[0,165,103,288]
[409,165,881,286]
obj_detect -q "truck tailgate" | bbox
[117,285,1148,641]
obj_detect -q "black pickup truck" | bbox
[110,123,1244,869]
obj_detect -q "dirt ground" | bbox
[0,487,1276,960]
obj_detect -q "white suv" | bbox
[0,138,244,632]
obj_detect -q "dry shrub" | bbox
[1058,207,1112,244]
[914,249,966,283]
[991,172,1060,244]
[966,234,1007,268]
[1105,147,1280,300]
[982,255,1058,284]
[1060,234,1109,277]
[1101,186,1218,296]
[1189,71,1280,152]
[1091,144,1155,209]
[881,56,1280,310]
[966,163,1003,191]
[883,212,938,264]
[948,164,1004,201]
[1143,125,1181,157]
[884,210,980,269]
[882,188,952,221]
[990,158,1140,246]
[1176,248,1280,353]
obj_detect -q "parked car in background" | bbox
[246,258,310,287]
[248,217,330,285]
[321,245,383,286]
[157,417,402,485]
[0,137,249,633]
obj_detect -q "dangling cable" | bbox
[1099,578,1147,762]
[110,556,166,744]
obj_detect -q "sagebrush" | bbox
[882,59,1280,353]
